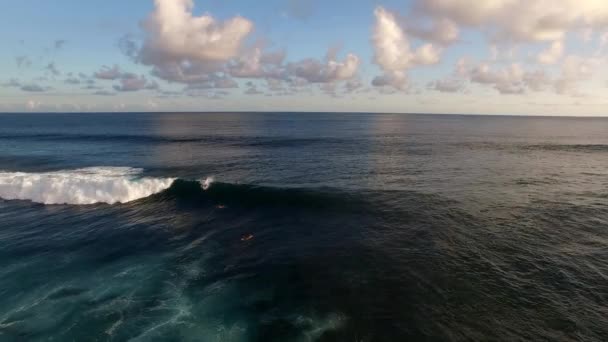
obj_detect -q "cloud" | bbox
[93,65,160,91]
[372,71,408,90]
[122,0,362,97]
[406,18,460,45]
[453,54,598,96]
[414,0,608,42]
[184,75,238,90]
[468,63,528,94]
[344,78,363,93]
[428,79,465,93]
[553,55,600,95]
[54,40,67,49]
[142,0,253,62]
[64,77,81,85]
[45,63,61,76]
[229,48,287,78]
[113,73,159,92]
[266,78,286,92]
[21,84,51,92]
[94,65,122,80]
[135,0,254,84]
[16,56,32,68]
[372,7,443,90]
[286,50,360,83]
[537,40,564,64]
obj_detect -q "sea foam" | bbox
[0,167,175,205]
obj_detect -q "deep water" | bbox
[1,112,608,341]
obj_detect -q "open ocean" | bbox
[1,112,607,341]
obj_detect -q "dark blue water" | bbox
[1,112,608,341]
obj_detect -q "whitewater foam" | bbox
[0,167,175,205]
[201,177,214,190]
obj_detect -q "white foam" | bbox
[0,167,175,205]
[200,177,214,190]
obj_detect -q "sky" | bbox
[1,0,608,115]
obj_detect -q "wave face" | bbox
[0,167,175,205]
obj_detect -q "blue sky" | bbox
[1,0,608,115]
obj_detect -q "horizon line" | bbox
[1,111,608,118]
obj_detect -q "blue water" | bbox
[1,112,608,341]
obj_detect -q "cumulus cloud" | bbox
[21,84,51,92]
[134,0,253,84]
[537,41,564,64]
[184,75,238,90]
[141,0,253,62]
[406,17,460,45]
[229,48,287,79]
[286,50,360,83]
[372,71,408,90]
[92,65,159,92]
[414,0,608,42]
[452,54,598,96]
[344,78,363,93]
[372,7,443,90]
[113,73,159,92]
[553,55,600,95]
[94,65,122,80]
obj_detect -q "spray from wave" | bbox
[200,176,214,190]
[0,167,175,205]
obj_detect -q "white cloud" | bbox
[371,71,408,90]
[113,74,153,92]
[451,53,600,96]
[287,50,360,83]
[94,65,122,80]
[141,0,253,63]
[537,41,564,64]
[372,7,443,90]
[229,48,287,79]
[415,0,608,42]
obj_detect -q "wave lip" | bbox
[0,167,175,205]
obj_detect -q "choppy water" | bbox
[1,112,607,341]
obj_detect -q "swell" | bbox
[0,167,365,210]
[0,133,350,148]
[458,142,608,153]
[151,179,366,211]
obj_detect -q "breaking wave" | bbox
[0,167,175,205]
[0,167,370,210]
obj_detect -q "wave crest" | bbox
[0,167,175,205]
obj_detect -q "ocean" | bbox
[0,112,607,341]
